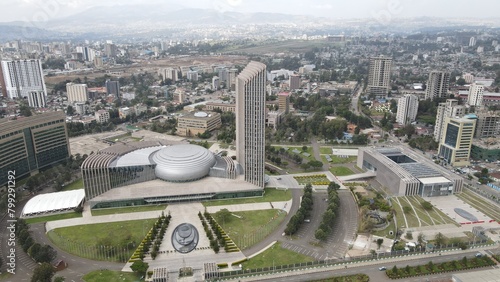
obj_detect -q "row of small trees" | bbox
[315,182,340,241]
[199,212,221,253]
[16,218,57,264]
[284,184,313,235]
[203,211,239,252]
[150,212,171,260]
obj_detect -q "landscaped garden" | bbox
[385,256,497,279]
[213,209,287,249]
[62,178,84,191]
[294,174,330,185]
[329,166,355,176]
[203,188,291,207]
[391,196,457,228]
[241,242,314,269]
[47,219,157,262]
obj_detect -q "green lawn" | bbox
[0,273,12,281]
[91,205,167,216]
[242,242,314,269]
[390,196,457,228]
[25,212,83,224]
[48,219,156,261]
[273,146,316,161]
[217,209,286,248]
[83,270,143,282]
[294,175,329,185]
[329,166,355,176]
[63,178,84,191]
[372,219,396,239]
[203,188,292,207]
[321,155,357,164]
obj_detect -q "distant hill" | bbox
[0,25,65,41]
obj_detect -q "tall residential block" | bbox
[66,83,89,103]
[467,83,484,106]
[0,59,47,99]
[228,68,238,91]
[236,61,266,188]
[396,94,419,125]
[438,117,476,167]
[475,111,500,138]
[105,80,120,97]
[425,71,450,100]
[278,92,290,114]
[0,112,70,186]
[158,67,179,82]
[27,91,47,108]
[289,75,301,91]
[434,99,466,142]
[367,56,392,99]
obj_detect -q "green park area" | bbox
[25,212,83,224]
[273,145,316,161]
[83,270,142,282]
[294,174,329,185]
[329,166,355,176]
[391,196,457,228]
[47,219,156,262]
[216,209,287,249]
[91,205,167,216]
[321,155,357,164]
[311,274,370,282]
[203,188,291,207]
[242,242,314,269]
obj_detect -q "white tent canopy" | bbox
[21,189,85,217]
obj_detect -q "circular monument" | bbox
[152,144,216,182]
[171,223,199,253]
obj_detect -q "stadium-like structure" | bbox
[81,141,263,209]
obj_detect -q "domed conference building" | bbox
[82,141,263,209]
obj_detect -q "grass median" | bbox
[91,205,167,216]
[83,270,142,282]
[242,242,314,269]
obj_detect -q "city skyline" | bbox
[2,0,500,23]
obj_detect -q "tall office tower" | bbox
[158,67,178,82]
[236,61,267,188]
[93,56,103,68]
[27,91,47,108]
[278,92,290,114]
[425,71,450,100]
[467,83,484,106]
[0,112,70,186]
[228,68,238,91]
[105,43,117,57]
[289,74,301,91]
[187,71,199,82]
[367,56,392,99]
[396,94,419,125]
[438,116,476,167]
[434,99,466,142]
[66,83,89,103]
[0,59,47,99]
[105,80,120,97]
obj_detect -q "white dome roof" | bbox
[152,144,216,182]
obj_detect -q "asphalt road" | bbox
[255,250,490,282]
[281,190,358,261]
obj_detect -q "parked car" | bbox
[379,266,387,271]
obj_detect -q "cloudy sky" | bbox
[1,0,499,22]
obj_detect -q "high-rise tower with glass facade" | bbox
[236,61,267,188]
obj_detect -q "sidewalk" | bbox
[229,244,498,281]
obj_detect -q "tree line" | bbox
[315,182,340,241]
[285,184,313,235]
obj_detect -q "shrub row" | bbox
[130,212,171,262]
[284,184,313,235]
[204,211,240,253]
[199,211,220,253]
[315,182,340,241]
[386,256,496,279]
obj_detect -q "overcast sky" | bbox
[1,0,499,22]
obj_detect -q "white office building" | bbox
[27,91,46,108]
